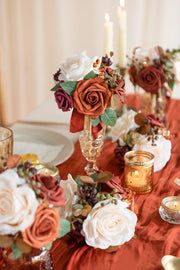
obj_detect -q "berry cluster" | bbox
[17,161,37,178]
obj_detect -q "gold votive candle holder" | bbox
[124,150,154,194]
[0,127,13,171]
[159,196,180,224]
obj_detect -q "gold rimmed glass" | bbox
[79,116,105,175]
[0,127,13,170]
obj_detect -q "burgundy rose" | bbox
[128,65,138,86]
[137,66,165,94]
[54,87,73,112]
[31,174,65,207]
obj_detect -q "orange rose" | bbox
[22,206,59,249]
[73,77,111,117]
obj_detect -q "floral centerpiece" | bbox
[128,46,180,121]
[0,154,68,270]
[109,110,171,172]
[60,172,137,251]
[51,52,125,174]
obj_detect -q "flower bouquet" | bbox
[60,172,137,252]
[0,154,69,270]
[109,110,171,172]
[51,52,125,174]
[128,46,180,122]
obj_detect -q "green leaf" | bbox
[60,81,77,95]
[100,108,117,126]
[90,173,98,181]
[12,244,22,259]
[59,219,71,238]
[84,71,97,80]
[50,83,60,91]
[91,117,100,127]
[75,175,81,185]
[168,80,175,90]
[45,243,52,250]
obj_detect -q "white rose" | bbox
[61,51,100,81]
[109,110,138,143]
[133,135,171,172]
[0,169,39,235]
[60,174,77,218]
[82,199,137,249]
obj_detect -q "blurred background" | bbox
[0,0,180,125]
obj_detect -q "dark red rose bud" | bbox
[53,68,61,82]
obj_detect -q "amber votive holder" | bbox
[124,150,154,194]
[0,127,13,170]
[159,196,180,224]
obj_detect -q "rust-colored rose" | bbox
[22,206,59,249]
[73,77,111,117]
[137,66,165,94]
[31,174,65,207]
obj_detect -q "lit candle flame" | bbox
[105,13,110,22]
[120,0,125,8]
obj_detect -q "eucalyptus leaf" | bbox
[84,71,97,80]
[75,175,81,185]
[59,219,71,238]
[60,81,77,95]
[100,108,117,126]
[12,244,22,259]
[50,83,60,91]
[91,117,100,127]
[45,243,52,251]
[90,173,98,181]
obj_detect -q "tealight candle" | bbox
[159,196,180,224]
[124,151,154,194]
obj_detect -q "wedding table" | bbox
[50,96,180,270]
